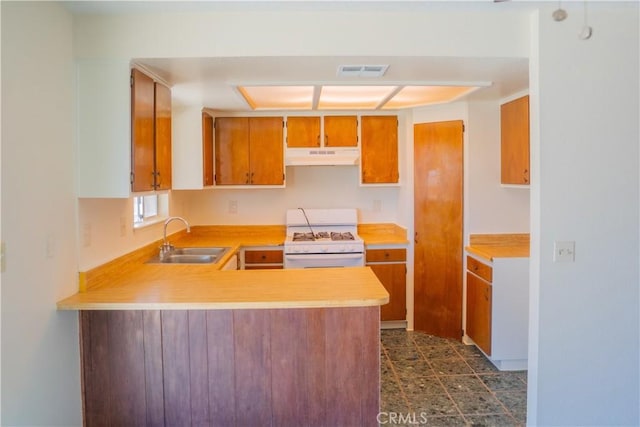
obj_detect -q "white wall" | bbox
[1,2,82,425]
[77,191,190,270]
[467,98,530,233]
[528,4,639,426]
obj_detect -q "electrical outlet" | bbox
[120,216,127,237]
[229,200,238,214]
[83,223,92,247]
[46,234,56,258]
[1,241,5,273]
[553,241,575,262]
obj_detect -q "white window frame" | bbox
[133,192,169,229]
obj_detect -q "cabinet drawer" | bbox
[366,248,406,263]
[467,256,493,282]
[244,250,283,264]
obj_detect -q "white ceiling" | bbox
[65,1,531,112]
[135,55,528,112]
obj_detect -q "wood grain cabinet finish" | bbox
[80,307,380,426]
[366,248,406,321]
[467,255,493,283]
[324,115,358,147]
[202,112,214,186]
[286,116,320,147]
[466,271,492,355]
[131,69,172,192]
[244,249,284,269]
[361,115,399,184]
[501,95,530,185]
[215,117,284,185]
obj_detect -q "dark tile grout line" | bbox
[380,330,527,426]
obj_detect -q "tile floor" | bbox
[380,329,527,427]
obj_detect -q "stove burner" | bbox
[331,232,355,241]
[291,231,356,242]
[292,232,315,241]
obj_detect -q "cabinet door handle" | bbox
[317,135,321,146]
[414,232,418,244]
[245,172,250,184]
[325,135,329,146]
[250,172,254,184]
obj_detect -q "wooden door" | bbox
[361,116,398,184]
[154,82,172,190]
[286,116,320,147]
[202,113,214,186]
[215,117,250,185]
[466,272,492,355]
[501,95,530,184]
[413,120,464,339]
[131,69,155,192]
[249,117,284,185]
[324,116,358,147]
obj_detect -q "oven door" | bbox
[284,253,364,269]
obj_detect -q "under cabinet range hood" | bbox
[285,148,359,166]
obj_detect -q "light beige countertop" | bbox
[359,223,409,245]
[57,224,398,311]
[465,233,530,262]
[57,266,388,310]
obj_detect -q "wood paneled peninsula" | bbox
[57,224,392,426]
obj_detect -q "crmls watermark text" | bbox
[377,411,430,425]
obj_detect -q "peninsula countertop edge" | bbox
[57,224,401,311]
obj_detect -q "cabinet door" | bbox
[215,117,250,185]
[202,113,214,186]
[369,263,406,321]
[131,69,155,192]
[466,272,492,355]
[249,117,284,185]
[286,116,320,147]
[324,116,358,147]
[154,82,172,190]
[501,95,530,185]
[361,116,398,184]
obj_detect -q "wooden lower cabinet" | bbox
[80,307,380,426]
[465,271,492,355]
[242,248,283,269]
[366,248,406,322]
[464,254,529,370]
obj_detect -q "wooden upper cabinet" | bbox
[154,82,172,190]
[501,95,530,185]
[324,115,358,147]
[286,116,320,148]
[361,115,399,184]
[202,113,214,187]
[215,117,250,185]
[249,117,284,185]
[131,69,155,192]
[215,116,283,185]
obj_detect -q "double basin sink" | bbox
[147,247,230,265]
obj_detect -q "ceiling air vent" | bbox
[337,65,389,78]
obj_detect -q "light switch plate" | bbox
[554,241,575,262]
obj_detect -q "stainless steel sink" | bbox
[147,247,230,264]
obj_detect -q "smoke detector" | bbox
[337,65,389,78]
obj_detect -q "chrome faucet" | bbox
[160,216,190,258]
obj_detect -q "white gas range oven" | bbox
[284,208,365,269]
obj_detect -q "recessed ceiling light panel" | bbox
[382,85,478,109]
[318,86,396,109]
[238,85,314,110]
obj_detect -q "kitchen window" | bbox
[133,193,169,228]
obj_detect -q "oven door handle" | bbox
[284,253,363,261]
